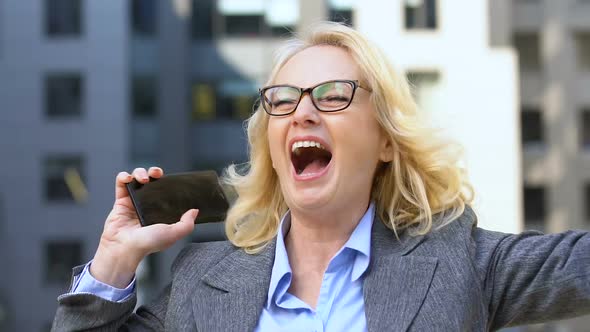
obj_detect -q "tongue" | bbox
[301,159,326,175]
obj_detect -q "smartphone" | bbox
[125,170,231,227]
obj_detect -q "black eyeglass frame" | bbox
[259,79,372,116]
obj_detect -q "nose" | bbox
[291,93,321,127]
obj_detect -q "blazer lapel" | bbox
[193,240,276,332]
[364,220,438,332]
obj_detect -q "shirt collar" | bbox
[266,202,375,307]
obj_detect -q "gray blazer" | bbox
[52,206,590,331]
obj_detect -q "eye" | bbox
[272,99,298,107]
[318,95,349,102]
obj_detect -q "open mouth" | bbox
[291,141,333,176]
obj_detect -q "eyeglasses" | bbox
[259,79,371,116]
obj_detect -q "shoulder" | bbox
[410,205,509,258]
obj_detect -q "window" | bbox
[44,155,87,203]
[132,76,158,117]
[191,0,214,40]
[404,0,437,30]
[523,186,546,231]
[575,32,590,71]
[224,15,264,36]
[521,107,544,145]
[191,81,257,120]
[216,0,293,38]
[269,25,294,38]
[131,0,157,37]
[406,71,441,110]
[328,9,353,26]
[582,108,590,149]
[192,83,216,120]
[45,0,82,37]
[45,73,83,118]
[266,0,297,37]
[218,80,258,120]
[513,33,541,72]
[328,8,353,26]
[45,240,82,284]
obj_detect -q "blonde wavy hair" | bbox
[224,22,474,253]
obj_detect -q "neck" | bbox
[284,198,371,271]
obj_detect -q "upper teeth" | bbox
[291,140,325,152]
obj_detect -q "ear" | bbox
[379,136,394,162]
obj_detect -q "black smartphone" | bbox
[125,170,231,227]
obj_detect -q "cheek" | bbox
[335,114,383,168]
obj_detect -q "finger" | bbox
[148,166,164,179]
[132,168,149,183]
[115,171,133,200]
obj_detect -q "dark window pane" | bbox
[44,155,85,202]
[521,107,543,144]
[328,9,353,26]
[132,76,158,117]
[405,0,437,30]
[45,73,83,117]
[131,0,157,36]
[45,241,82,284]
[193,80,257,121]
[270,25,294,37]
[192,0,214,39]
[224,15,263,36]
[582,108,590,148]
[514,33,541,72]
[46,0,81,36]
[218,80,258,120]
[524,186,546,228]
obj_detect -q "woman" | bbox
[53,23,590,331]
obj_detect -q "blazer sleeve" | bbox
[474,227,590,330]
[51,247,194,332]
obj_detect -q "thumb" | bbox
[170,208,198,239]
[143,209,198,254]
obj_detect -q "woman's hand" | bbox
[90,167,197,288]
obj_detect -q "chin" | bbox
[284,184,337,212]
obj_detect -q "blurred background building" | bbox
[0,0,588,331]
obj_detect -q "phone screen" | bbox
[126,170,230,226]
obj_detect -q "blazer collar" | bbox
[198,214,436,332]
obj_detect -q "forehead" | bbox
[274,45,361,87]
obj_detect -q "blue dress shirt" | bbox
[255,203,373,332]
[72,203,375,332]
